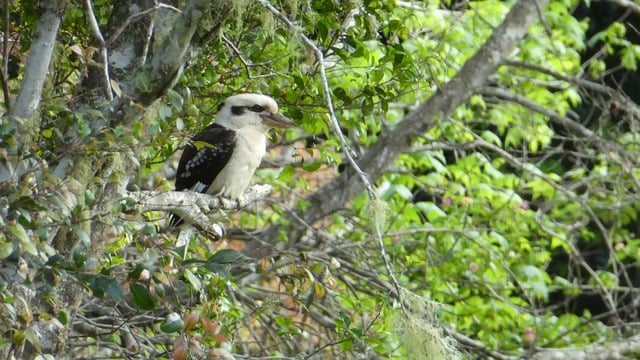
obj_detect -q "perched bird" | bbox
[169,93,295,227]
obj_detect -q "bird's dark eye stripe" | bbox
[231,106,245,115]
[249,105,265,112]
[230,105,265,115]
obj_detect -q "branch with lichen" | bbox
[128,184,273,236]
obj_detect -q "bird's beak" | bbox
[260,112,296,129]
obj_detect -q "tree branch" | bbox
[11,0,65,122]
[531,333,640,360]
[480,86,596,138]
[128,184,273,232]
[81,0,112,101]
[601,0,640,17]
[1,0,10,113]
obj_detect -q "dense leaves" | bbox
[2,0,640,359]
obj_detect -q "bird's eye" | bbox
[249,105,265,112]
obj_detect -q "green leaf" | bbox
[160,312,184,333]
[166,89,184,110]
[82,275,125,301]
[333,87,352,105]
[183,268,202,290]
[158,104,172,121]
[278,165,295,182]
[0,241,14,259]
[208,249,244,264]
[414,202,446,222]
[302,161,322,172]
[481,130,502,146]
[130,283,157,310]
[7,222,37,256]
[384,184,413,200]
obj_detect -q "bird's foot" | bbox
[219,196,245,210]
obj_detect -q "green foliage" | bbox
[4,0,640,358]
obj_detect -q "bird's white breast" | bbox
[207,127,266,199]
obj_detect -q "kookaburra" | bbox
[169,93,295,226]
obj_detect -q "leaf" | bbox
[314,282,326,298]
[414,202,446,222]
[301,161,322,172]
[82,275,125,301]
[130,283,157,310]
[481,130,502,146]
[192,140,216,151]
[158,104,172,121]
[176,117,185,131]
[183,269,202,290]
[160,312,183,333]
[208,249,244,264]
[333,87,352,105]
[7,222,37,256]
[203,263,230,276]
[384,184,413,200]
[166,89,184,110]
[0,241,14,259]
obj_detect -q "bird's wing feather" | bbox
[174,124,238,194]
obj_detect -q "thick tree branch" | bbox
[531,333,640,360]
[133,0,229,107]
[11,0,65,122]
[1,0,10,112]
[246,0,550,258]
[129,184,273,230]
[108,0,230,126]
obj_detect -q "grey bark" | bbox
[10,0,65,130]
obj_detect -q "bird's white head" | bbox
[215,93,295,132]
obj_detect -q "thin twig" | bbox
[1,0,10,112]
[221,33,281,79]
[107,3,182,47]
[81,0,112,101]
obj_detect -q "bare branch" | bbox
[81,0,112,101]
[531,333,640,360]
[481,86,596,138]
[107,3,182,47]
[600,0,640,17]
[11,0,65,122]
[1,0,10,112]
[129,184,273,229]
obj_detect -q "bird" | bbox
[169,93,295,227]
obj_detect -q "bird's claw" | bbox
[219,196,244,210]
